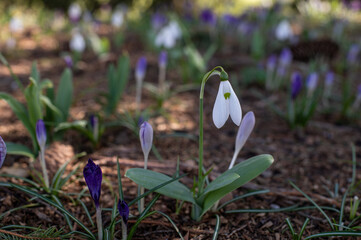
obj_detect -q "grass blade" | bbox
[212,214,220,240]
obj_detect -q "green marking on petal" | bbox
[224,92,231,99]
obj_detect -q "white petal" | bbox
[227,82,242,126]
[212,82,229,128]
[235,111,255,153]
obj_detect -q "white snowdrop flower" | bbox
[155,21,182,49]
[9,17,23,33]
[68,3,82,22]
[70,32,86,53]
[275,19,293,41]
[111,10,124,28]
[212,80,242,128]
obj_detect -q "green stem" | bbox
[39,148,49,189]
[96,206,103,240]
[197,66,225,196]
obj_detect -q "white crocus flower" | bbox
[68,3,82,22]
[212,80,242,128]
[275,19,293,41]
[111,10,124,28]
[70,32,86,53]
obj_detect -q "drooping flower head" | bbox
[155,21,182,49]
[0,136,6,169]
[212,72,242,128]
[70,32,86,53]
[291,72,302,99]
[200,9,217,26]
[159,51,167,68]
[83,159,102,207]
[118,199,130,224]
[36,120,47,150]
[139,121,153,159]
[136,57,147,80]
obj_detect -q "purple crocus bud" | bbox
[325,71,334,87]
[36,120,47,149]
[83,159,102,207]
[89,115,98,130]
[151,12,167,30]
[267,54,277,72]
[347,44,360,64]
[0,136,6,169]
[200,9,217,26]
[222,14,238,26]
[135,57,147,80]
[159,51,167,68]
[139,121,153,159]
[291,72,302,99]
[306,72,319,93]
[63,55,73,68]
[118,199,129,224]
[279,48,292,66]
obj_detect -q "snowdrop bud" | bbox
[267,54,277,72]
[159,51,167,68]
[306,72,319,94]
[118,200,129,224]
[291,72,302,99]
[275,19,293,41]
[68,3,82,23]
[0,136,6,169]
[70,32,85,53]
[325,71,334,87]
[235,111,255,154]
[36,120,47,150]
[139,121,153,158]
[347,44,360,64]
[111,10,124,28]
[9,17,23,33]
[83,159,102,207]
[200,9,217,26]
[136,57,147,80]
[63,55,73,68]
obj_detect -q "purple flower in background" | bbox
[83,159,102,207]
[267,54,277,72]
[139,121,153,159]
[0,136,6,169]
[306,72,319,93]
[89,115,98,130]
[357,84,361,98]
[325,71,335,87]
[152,12,167,30]
[222,14,238,26]
[347,44,360,63]
[136,57,147,80]
[238,21,254,36]
[291,72,302,99]
[200,9,217,26]
[118,200,130,224]
[36,120,47,149]
[159,51,167,68]
[279,48,292,66]
[63,55,73,68]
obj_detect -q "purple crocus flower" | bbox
[89,115,98,130]
[325,71,335,87]
[151,12,167,30]
[83,159,102,207]
[200,9,217,26]
[0,136,6,169]
[279,48,292,66]
[135,57,147,80]
[118,199,130,224]
[222,14,238,26]
[347,44,360,64]
[139,121,153,159]
[291,72,302,99]
[63,55,73,68]
[159,51,167,68]
[267,54,277,72]
[36,120,47,149]
[306,72,319,93]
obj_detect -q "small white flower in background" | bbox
[111,9,124,28]
[70,32,86,53]
[0,136,7,169]
[212,80,242,128]
[68,3,82,22]
[9,17,23,33]
[275,19,293,41]
[229,111,255,169]
[155,21,182,49]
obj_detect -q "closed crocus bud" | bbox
[70,32,85,53]
[291,72,302,99]
[0,136,6,169]
[63,55,73,68]
[139,121,153,159]
[279,48,292,66]
[83,159,102,207]
[200,8,217,26]
[118,199,130,224]
[136,57,147,80]
[68,3,82,23]
[275,19,293,41]
[36,120,47,150]
[347,44,360,64]
[306,72,318,94]
[159,51,167,68]
[325,71,334,87]
[267,54,277,72]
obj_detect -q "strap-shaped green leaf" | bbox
[55,69,73,122]
[199,154,274,218]
[5,142,35,159]
[125,168,195,204]
[201,172,240,196]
